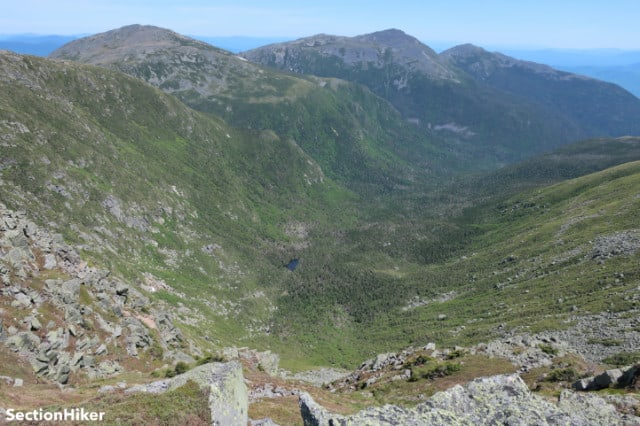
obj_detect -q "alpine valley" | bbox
[1,25,639,425]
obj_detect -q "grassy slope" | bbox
[50,28,456,197]
[3,52,640,374]
[0,51,355,351]
[268,160,640,368]
[242,44,611,164]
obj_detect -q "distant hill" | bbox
[0,34,81,56]
[5,28,640,378]
[440,44,640,136]
[50,25,462,194]
[555,63,640,98]
[244,29,640,163]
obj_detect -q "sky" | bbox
[2,0,640,50]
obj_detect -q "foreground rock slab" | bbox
[126,361,248,426]
[300,374,640,425]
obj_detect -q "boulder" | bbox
[372,352,396,371]
[29,357,49,375]
[169,361,248,426]
[43,254,57,270]
[94,344,108,356]
[125,361,249,426]
[60,278,81,304]
[12,292,32,308]
[594,368,624,389]
[6,332,41,352]
[29,317,42,331]
[55,364,71,384]
[573,377,596,391]
[255,350,279,375]
[299,374,640,425]
[619,364,640,389]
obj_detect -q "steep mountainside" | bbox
[0,50,354,361]
[243,29,640,163]
[441,44,640,136]
[445,136,640,213]
[3,44,640,423]
[50,25,455,194]
[559,62,640,98]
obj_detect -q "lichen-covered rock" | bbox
[594,368,625,389]
[127,361,248,426]
[299,374,640,425]
[169,361,248,426]
[0,202,188,384]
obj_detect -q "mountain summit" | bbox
[243,29,640,163]
[50,24,226,63]
[50,25,457,192]
[441,43,640,136]
[243,28,456,80]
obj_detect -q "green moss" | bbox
[603,352,640,367]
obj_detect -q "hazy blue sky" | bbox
[3,0,639,49]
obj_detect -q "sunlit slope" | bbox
[245,30,640,164]
[267,161,640,366]
[50,25,454,195]
[0,51,352,348]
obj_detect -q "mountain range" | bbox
[243,29,640,163]
[1,24,640,424]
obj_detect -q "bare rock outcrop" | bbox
[0,202,185,383]
[125,361,248,426]
[300,374,640,425]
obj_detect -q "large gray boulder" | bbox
[170,361,248,426]
[125,361,248,426]
[300,374,640,425]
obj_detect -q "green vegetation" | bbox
[165,362,190,378]
[539,344,559,356]
[545,368,580,382]
[3,45,640,373]
[409,361,461,382]
[587,338,624,347]
[603,352,640,367]
[69,380,209,425]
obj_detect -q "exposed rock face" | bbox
[300,374,640,425]
[126,361,248,426]
[574,364,640,392]
[173,362,248,426]
[474,333,569,371]
[49,24,272,102]
[0,203,185,383]
[243,29,455,80]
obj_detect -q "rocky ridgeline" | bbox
[302,340,640,425]
[487,312,640,365]
[301,374,640,425]
[0,203,186,383]
[328,346,432,392]
[474,333,570,371]
[326,335,567,393]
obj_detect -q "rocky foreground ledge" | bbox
[122,361,248,426]
[300,374,640,426]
